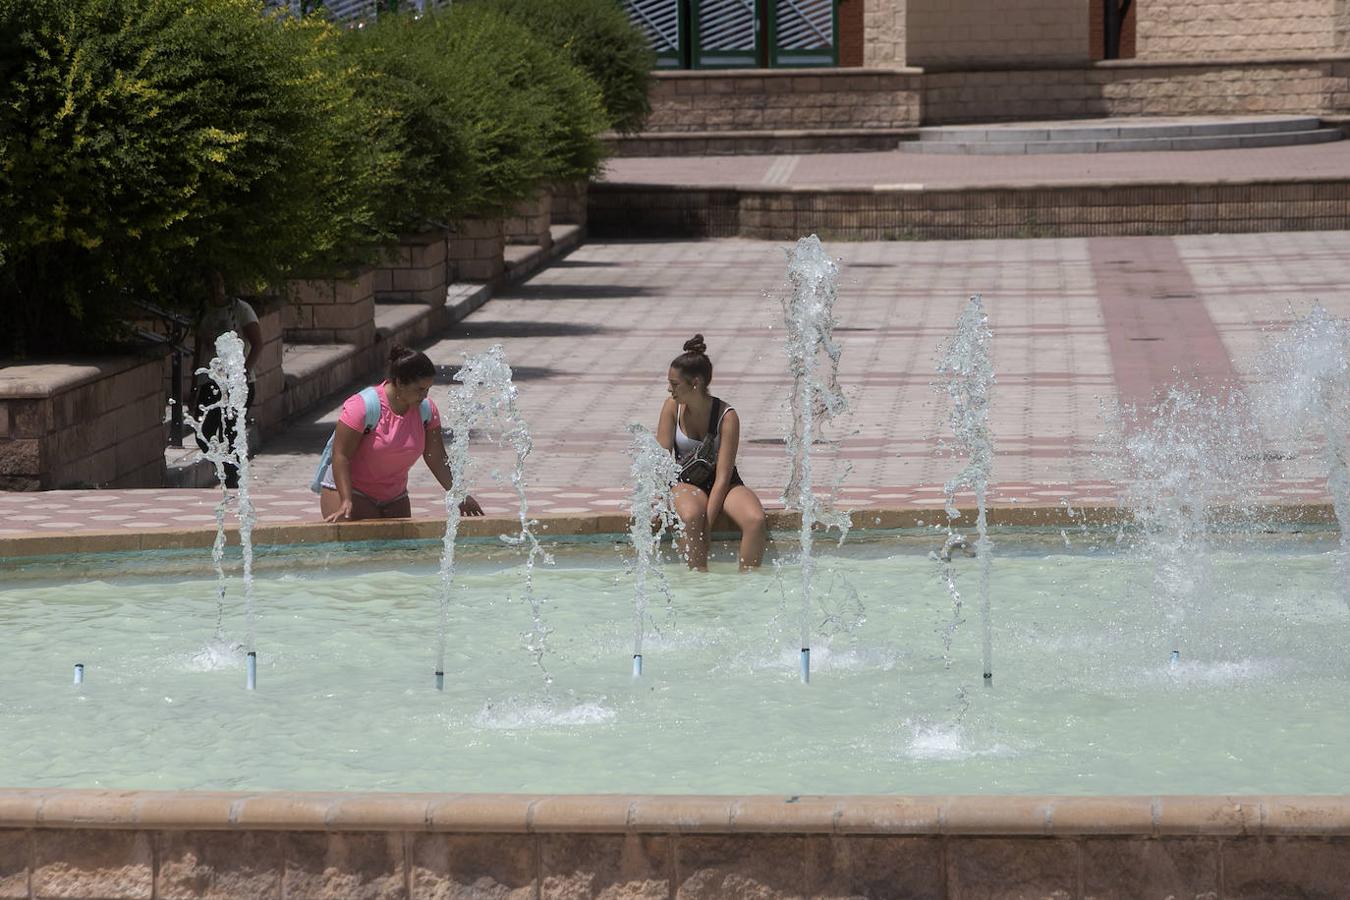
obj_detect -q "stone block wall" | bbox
[284,270,377,346]
[0,353,168,490]
[923,58,1349,123]
[448,217,506,283]
[864,0,907,66]
[644,68,922,133]
[1137,0,1341,59]
[907,0,1090,66]
[249,307,285,432]
[374,232,449,306]
[503,192,554,250]
[551,180,588,229]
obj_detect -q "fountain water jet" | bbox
[939,295,995,684]
[435,345,553,689]
[626,424,682,677]
[182,332,257,688]
[780,235,850,683]
[1256,305,1350,601]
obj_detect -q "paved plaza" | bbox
[1,228,1347,536]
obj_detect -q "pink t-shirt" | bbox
[339,383,442,503]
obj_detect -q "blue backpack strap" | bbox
[359,386,382,433]
[419,398,433,427]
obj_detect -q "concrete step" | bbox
[900,125,1343,155]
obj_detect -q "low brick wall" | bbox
[2,791,1350,898]
[645,67,923,133]
[284,269,377,347]
[0,353,168,490]
[925,55,1350,123]
[249,307,285,433]
[550,180,588,228]
[374,232,449,307]
[503,192,553,250]
[448,217,506,283]
[590,179,1350,241]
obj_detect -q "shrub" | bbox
[474,0,654,135]
[342,5,606,230]
[0,0,397,356]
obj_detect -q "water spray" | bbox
[781,235,849,684]
[940,295,996,685]
[626,424,681,678]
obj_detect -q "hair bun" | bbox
[388,343,411,363]
[683,334,707,355]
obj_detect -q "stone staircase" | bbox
[900,115,1343,155]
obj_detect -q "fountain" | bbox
[181,331,258,688]
[626,424,682,677]
[780,235,850,683]
[434,344,552,690]
[938,294,995,684]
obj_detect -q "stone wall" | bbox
[1137,0,1341,60]
[375,233,449,307]
[284,270,377,347]
[907,0,1090,66]
[550,180,589,229]
[923,57,1350,123]
[503,192,554,250]
[4,791,1350,898]
[863,0,907,66]
[249,307,285,432]
[643,68,922,133]
[591,179,1350,241]
[0,353,168,490]
[448,217,506,283]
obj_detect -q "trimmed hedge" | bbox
[342,5,607,232]
[475,0,654,135]
[0,0,396,355]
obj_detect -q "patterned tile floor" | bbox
[3,229,1347,537]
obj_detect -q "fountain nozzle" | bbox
[73,663,84,686]
[246,651,257,690]
[800,648,811,684]
[435,670,445,691]
[632,654,643,678]
[1169,649,1180,668]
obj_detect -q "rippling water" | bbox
[1,534,1345,794]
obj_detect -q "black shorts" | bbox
[689,467,744,494]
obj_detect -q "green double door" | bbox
[622,0,837,69]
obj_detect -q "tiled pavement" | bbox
[2,229,1347,537]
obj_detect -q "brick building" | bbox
[621,0,1350,136]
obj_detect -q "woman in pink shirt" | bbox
[319,346,483,522]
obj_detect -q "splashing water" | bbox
[1256,305,1350,601]
[780,235,850,683]
[182,332,256,667]
[626,424,682,676]
[1102,386,1262,661]
[939,295,995,683]
[435,345,553,688]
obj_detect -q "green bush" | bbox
[0,0,397,356]
[474,0,654,135]
[343,5,607,231]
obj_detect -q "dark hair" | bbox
[387,345,435,384]
[670,334,712,386]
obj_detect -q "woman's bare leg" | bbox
[723,485,768,570]
[673,484,710,571]
[320,487,382,522]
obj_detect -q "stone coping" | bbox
[596,175,1350,194]
[0,790,1347,836]
[0,504,1336,559]
[653,66,924,79]
[0,353,164,400]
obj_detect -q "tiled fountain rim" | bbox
[0,504,1337,559]
[1,790,1348,836]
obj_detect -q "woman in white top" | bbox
[656,335,767,571]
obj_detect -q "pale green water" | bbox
[1,534,1346,794]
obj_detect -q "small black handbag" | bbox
[676,398,724,491]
